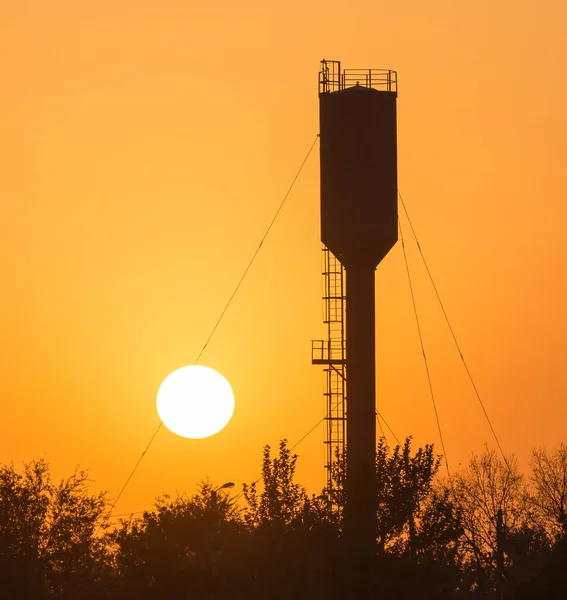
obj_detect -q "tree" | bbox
[242,439,310,528]
[375,437,442,555]
[241,440,341,599]
[0,459,108,599]
[530,444,567,542]
[505,444,567,599]
[372,438,461,598]
[320,437,462,599]
[324,437,457,554]
[110,481,245,599]
[448,447,546,595]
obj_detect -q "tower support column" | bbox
[344,265,377,596]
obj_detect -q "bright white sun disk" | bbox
[157,366,235,439]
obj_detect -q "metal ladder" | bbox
[312,247,347,491]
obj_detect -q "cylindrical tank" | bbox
[320,84,397,270]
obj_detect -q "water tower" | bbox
[313,59,398,589]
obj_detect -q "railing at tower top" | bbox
[319,59,397,95]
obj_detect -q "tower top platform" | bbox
[319,59,397,96]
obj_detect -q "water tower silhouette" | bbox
[317,59,398,591]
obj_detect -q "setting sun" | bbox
[156,365,235,439]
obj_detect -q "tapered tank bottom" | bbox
[344,266,377,598]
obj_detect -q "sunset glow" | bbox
[1,0,566,518]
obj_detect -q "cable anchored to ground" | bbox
[100,134,320,528]
[376,410,401,446]
[233,399,401,504]
[398,191,511,474]
[399,217,450,476]
[194,134,320,364]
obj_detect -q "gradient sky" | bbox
[1,1,566,517]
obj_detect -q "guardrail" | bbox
[319,60,397,95]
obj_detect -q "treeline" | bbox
[1,438,566,599]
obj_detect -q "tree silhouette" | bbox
[448,447,549,596]
[0,459,107,599]
[241,439,342,599]
[313,437,462,599]
[242,439,310,527]
[110,481,245,599]
[6,438,567,598]
[530,443,567,542]
[373,438,461,599]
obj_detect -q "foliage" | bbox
[5,439,567,598]
[448,447,551,595]
[0,459,108,599]
[241,439,341,599]
[242,439,310,528]
[530,443,567,542]
[109,481,245,599]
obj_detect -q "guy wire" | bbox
[99,134,320,527]
[399,217,450,476]
[399,192,511,475]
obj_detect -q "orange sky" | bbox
[1,1,566,517]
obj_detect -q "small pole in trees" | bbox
[209,482,235,600]
[496,508,505,595]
